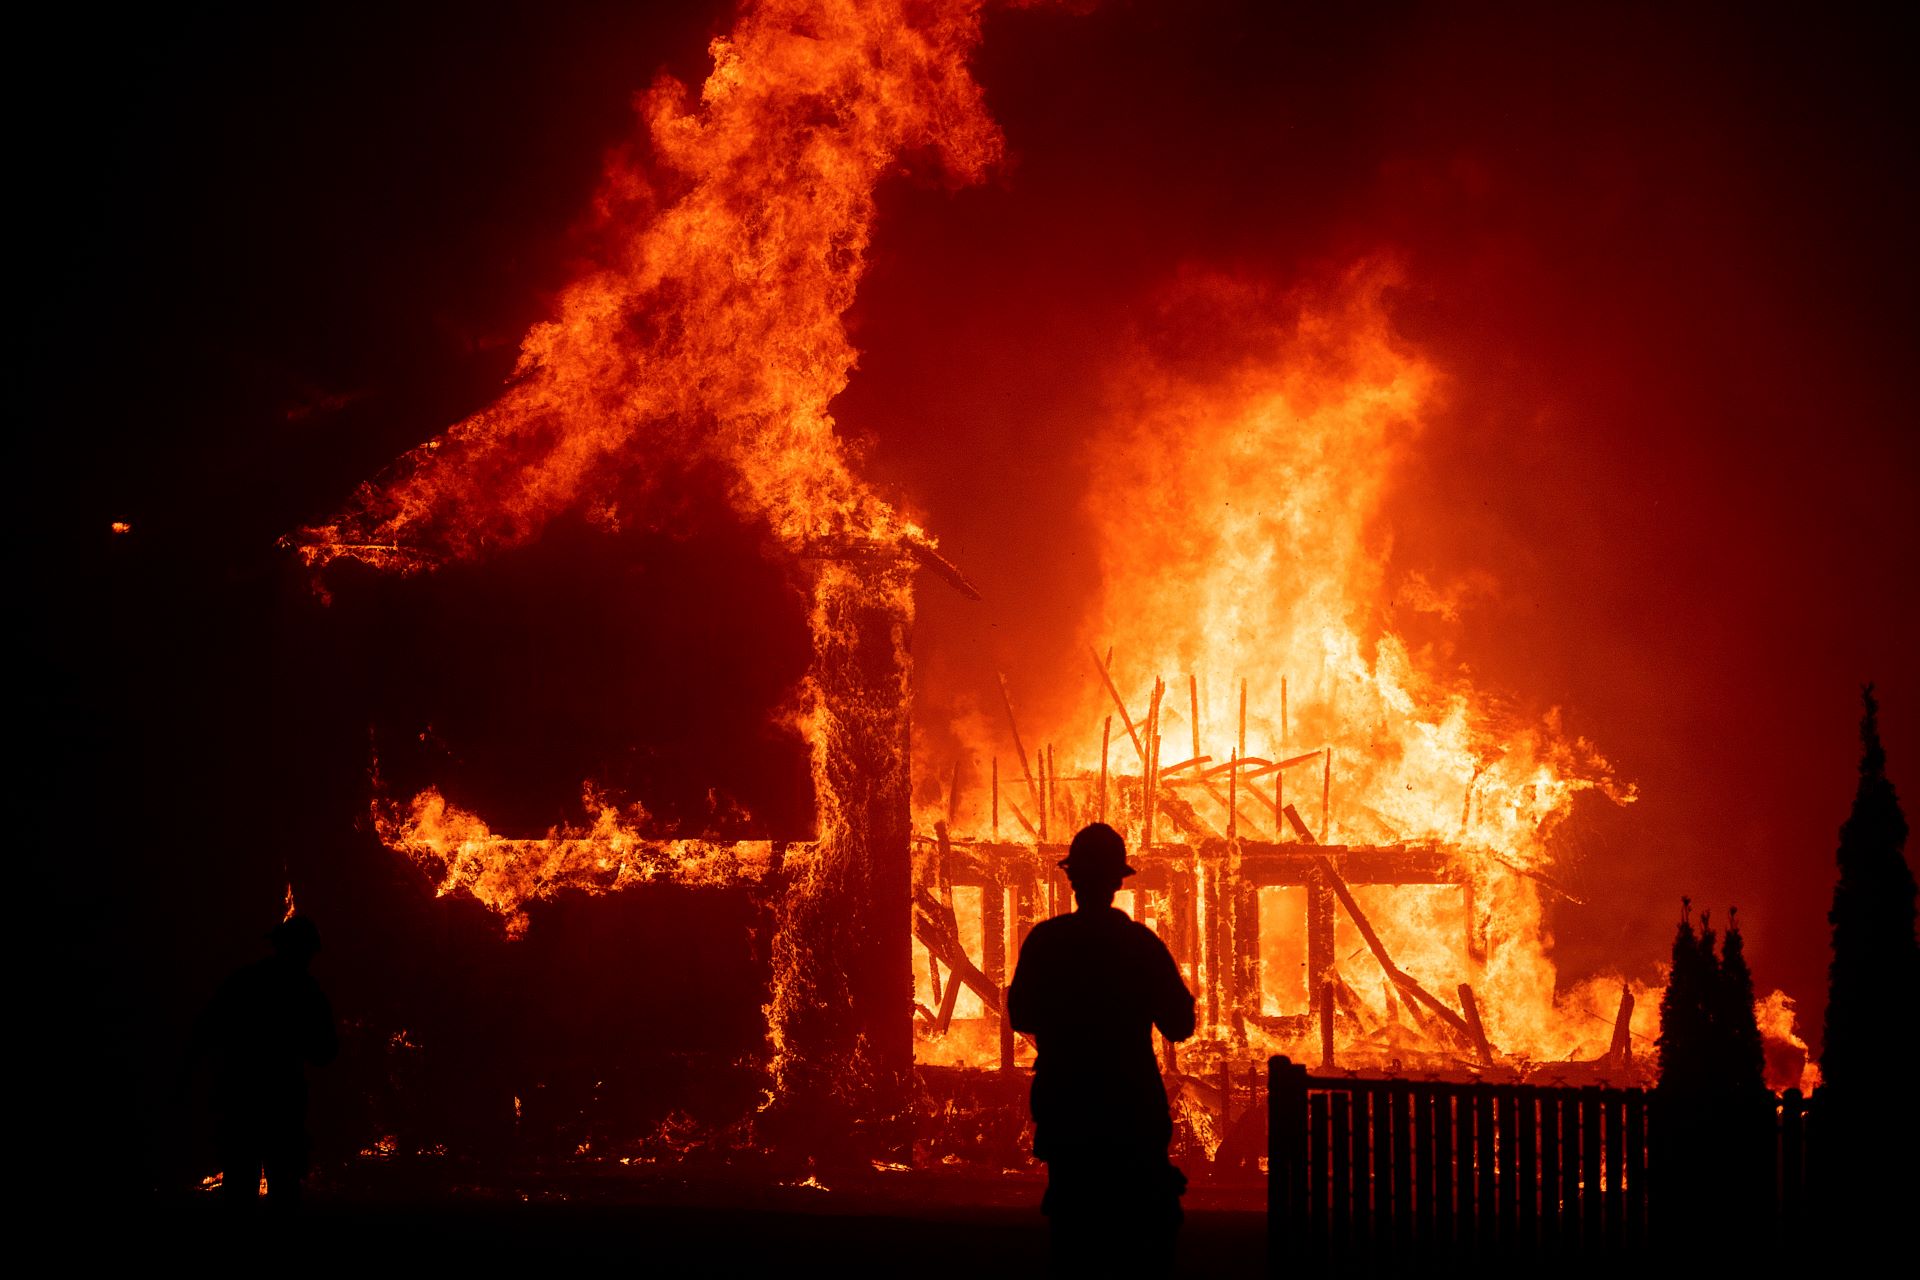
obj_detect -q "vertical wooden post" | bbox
[1580,1087,1602,1247]
[1434,1087,1455,1258]
[1372,1082,1396,1263]
[1233,851,1258,1038]
[1203,856,1223,1032]
[1307,870,1336,1033]
[1603,1090,1625,1252]
[1322,748,1333,843]
[1269,1057,1310,1263]
[1275,757,1285,843]
[1227,749,1239,839]
[1014,876,1034,951]
[996,671,1042,817]
[1780,1088,1803,1247]
[1559,1089,1580,1253]
[1319,981,1336,1069]
[1474,1086,1496,1250]
[1458,983,1493,1065]
[1497,1087,1520,1245]
[1353,1087,1375,1261]
[1170,860,1194,975]
[1457,1084,1479,1258]
[1238,677,1248,760]
[1332,1091,1353,1257]
[1518,1086,1540,1258]
[1098,717,1110,822]
[1036,749,1048,843]
[983,882,1010,1070]
[991,757,999,841]
[1539,1089,1561,1257]
[1391,1082,1414,1259]
[1046,744,1057,839]
[1415,1085,1438,1254]
[1281,675,1288,745]
[1624,1088,1647,1251]
[946,756,963,829]
[1142,680,1162,849]
[1309,1090,1331,1262]
[1189,674,1201,761]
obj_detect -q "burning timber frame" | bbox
[917,835,1491,1068]
[909,657,1620,1081]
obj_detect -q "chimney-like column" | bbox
[764,553,914,1161]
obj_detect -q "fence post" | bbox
[1269,1055,1309,1275]
[1624,1088,1647,1251]
[1780,1087,1803,1252]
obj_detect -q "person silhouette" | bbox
[1009,822,1197,1275]
[194,914,337,1215]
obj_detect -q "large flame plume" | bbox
[300,0,1004,936]
[293,0,1000,575]
[1082,265,1615,862]
[1085,266,1635,1064]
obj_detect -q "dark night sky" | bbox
[27,0,1917,1179]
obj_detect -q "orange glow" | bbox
[283,0,1817,1103]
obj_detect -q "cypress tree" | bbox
[1657,899,1715,1096]
[1714,910,1767,1099]
[1822,685,1917,1092]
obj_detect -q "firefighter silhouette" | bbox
[1009,823,1197,1274]
[193,914,337,1214]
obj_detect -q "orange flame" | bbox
[291,0,1001,574]
[918,266,1665,1072]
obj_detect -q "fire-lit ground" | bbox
[137,1191,1266,1277]
[30,0,1917,1225]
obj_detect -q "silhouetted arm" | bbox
[1008,930,1046,1037]
[1149,938,1197,1042]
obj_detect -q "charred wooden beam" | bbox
[996,672,1044,816]
[1608,987,1636,1065]
[1458,982,1495,1065]
[1308,849,1480,1050]
[904,536,983,601]
[946,755,964,829]
[912,893,1005,1018]
[1092,646,1148,763]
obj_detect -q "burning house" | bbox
[250,0,1850,1174]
